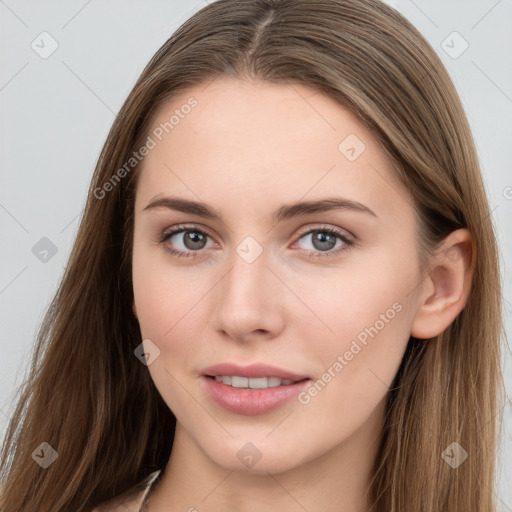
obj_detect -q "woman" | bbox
[0,0,505,511]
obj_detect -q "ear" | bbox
[132,300,138,318]
[410,229,475,339]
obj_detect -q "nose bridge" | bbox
[221,232,268,295]
[223,242,270,310]
[212,238,282,339]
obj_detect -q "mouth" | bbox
[200,363,312,416]
[205,375,308,388]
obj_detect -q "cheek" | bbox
[132,256,208,413]
[132,238,206,338]
[290,252,416,413]
[132,245,216,393]
[289,253,415,351]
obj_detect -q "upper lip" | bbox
[202,363,310,381]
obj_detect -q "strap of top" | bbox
[138,470,162,511]
[92,470,162,512]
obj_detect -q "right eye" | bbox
[159,224,216,258]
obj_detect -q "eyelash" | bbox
[157,223,354,259]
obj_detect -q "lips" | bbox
[201,362,312,415]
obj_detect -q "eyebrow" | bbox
[142,195,377,223]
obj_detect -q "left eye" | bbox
[159,225,353,258]
[295,228,351,255]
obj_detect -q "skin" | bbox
[131,76,474,512]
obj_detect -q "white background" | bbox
[1,0,511,508]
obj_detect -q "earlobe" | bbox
[410,229,475,340]
[132,300,138,318]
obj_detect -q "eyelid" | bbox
[159,223,215,240]
[294,223,354,241]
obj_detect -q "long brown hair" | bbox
[0,0,505,510]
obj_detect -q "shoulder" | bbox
[92,470,162,512]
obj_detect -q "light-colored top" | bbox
[92,470,162,512]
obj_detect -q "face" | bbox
[131,77,424,475]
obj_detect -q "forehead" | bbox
[135,77,412,222]
[145,76,372,156]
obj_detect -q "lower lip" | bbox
[202,376,311,416]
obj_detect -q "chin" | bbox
[202,438,311,476]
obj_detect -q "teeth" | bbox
[212,375,299,388]
[248,377,268,389]
[231,376,249,388]
[268,377,281,387]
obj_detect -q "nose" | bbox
[210,248,286,343]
